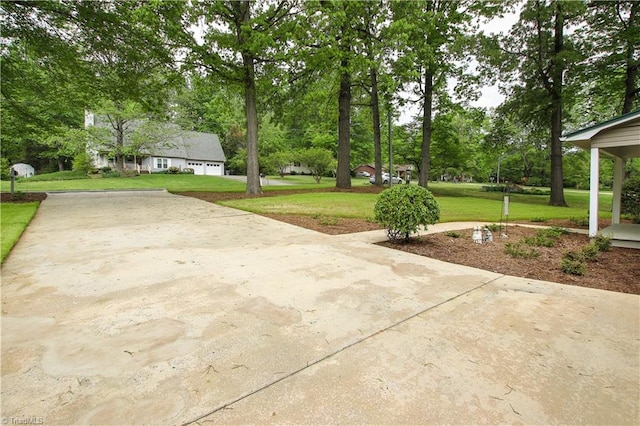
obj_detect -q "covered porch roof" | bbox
[562,110,640,248]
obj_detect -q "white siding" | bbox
[592,122,640,148]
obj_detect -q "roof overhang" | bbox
[562,110,640,159]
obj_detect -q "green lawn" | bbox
[0,174,248,193]
[1,202,40,263]
[0,175,611,263]
[221,192,378,219]
[222,182,611,224]
[0,173,374,193]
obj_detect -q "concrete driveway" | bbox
[1,191,638,425]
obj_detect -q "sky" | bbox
[397,10,520,124]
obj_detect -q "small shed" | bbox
[563,110,640,248]
[11,163,35,178]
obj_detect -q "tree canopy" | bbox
[2,0,637,198]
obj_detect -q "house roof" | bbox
[562,110,640,159]
[92,116,226,162]
[155,131,226,162]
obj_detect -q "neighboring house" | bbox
[395,164,415,181]
[354,164,376,176]
[283,162,313,175]
[563,109,640,248]
[86,113,226,176]
[11,163,35,178]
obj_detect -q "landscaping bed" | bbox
[0,192,48,203]
[378,225,640,295]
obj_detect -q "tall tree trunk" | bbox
[370,67,383,186]
[243,53,262,195]
[419,72,433,188]
[115,119,125,172]
[336,56,351,189]
[549,1,567,206]
[238,0,262,195]
[622,2,638,115]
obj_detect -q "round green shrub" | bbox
[374,185,440,241]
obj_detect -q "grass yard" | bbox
[0,174,248,193]
[221,192,377,219]
[1,202,40,263]
[222,182,611,224]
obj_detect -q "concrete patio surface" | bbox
[1,191,638,425]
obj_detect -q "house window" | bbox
[156,158,168,169]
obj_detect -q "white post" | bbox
[611,157,624,225]
[589,147,600,237]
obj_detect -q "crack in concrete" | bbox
[182,275,504,425]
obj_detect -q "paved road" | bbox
[1,191,638,424]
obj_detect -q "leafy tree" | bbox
[173,73,246,161]
[487,0,586,206]
[183,1,297,195]
[579,1,639,116]
[228,148,248,175]
[1,1,180,172]
[390,0,499,188]
[294,1,368,189]
[297,148,335,183]
[263,151,293,177]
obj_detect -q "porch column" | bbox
[611,157,624,225]
[589,147,600,237]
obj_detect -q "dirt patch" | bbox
[1,192,48,203]
[180,189,638,295]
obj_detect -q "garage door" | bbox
[205,163,223,176]
[187,162,204,175]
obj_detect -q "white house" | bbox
[86,113,226,176]
[283,162,313,175]
[563,110,640,248]
[10,163,35,178]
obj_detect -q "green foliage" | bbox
[621,175,640,222]
[25,171,89,181]
[530,217,547,223]
[560,257,586,276]
[263,151,293,178]
[579,243,600,262]
[445,231,461,238]
[1,158,10,180]
[559,234,611,277]
[504,242,540,259]
[297,148,335,184]
[166,166,181,174]
[316,215,338,226]
[228,148,248,175]
[522,234,556,248]
[374,185,440,241]
[569,216,589,227]
[541,227,570,238]
[486,223,501,232]
[593,235,612,252]
[72,151,92,174]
